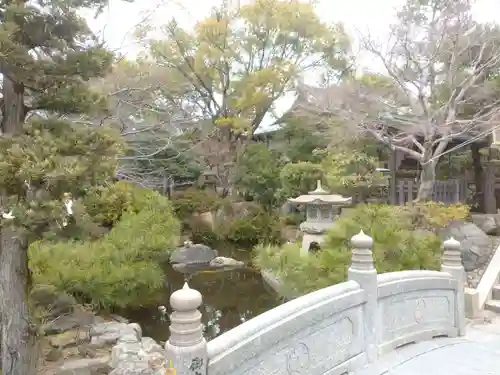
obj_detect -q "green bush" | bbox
[186,217,220,248]
[171,188,221,220]
[30,190,180,310]
[321,149,386,202]
[219,207,283,247]
[282,211,305,226]
[398,201,470,232]
[233,143,283,208]
[278,162,325,200]
[84,181,163,227]
[254,204,442,296]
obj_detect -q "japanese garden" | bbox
[1,0,500,374]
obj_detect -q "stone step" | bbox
[485,299,500,314]
[492,285,500,300]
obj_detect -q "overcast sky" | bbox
[84,0,500,130]
[88,0,500,58]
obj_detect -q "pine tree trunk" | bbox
[2,76,25,135]
[0,227,37,375]
[416,161,436,202]
[0,76,37,375]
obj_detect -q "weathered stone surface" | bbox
[140,337,163,354]
[90,332,121,348]
[45,347,64,362]
[78,344,98,358]
[89,321,141,347]
[110,342,143,368]
[471,213,500,235]
[49,329,88,348]
[126,323,142,339]
[90,322,128,338]
[105,319,167,375]
[108,360,156,375]
[440,221,495,272]
[39,312,152,375]
[43,305,104,335]
[110,314,129,323]
[55,356,111,375]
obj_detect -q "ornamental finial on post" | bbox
[165,282,207,375]
[350,230,374,271]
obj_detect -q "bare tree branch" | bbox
[293,0,500,201]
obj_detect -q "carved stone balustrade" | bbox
[165,233,465,375]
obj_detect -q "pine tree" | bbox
[0,1,130,373]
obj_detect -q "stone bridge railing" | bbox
[165,232,465,375]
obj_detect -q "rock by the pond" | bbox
[440,221,495,272]
[78,344,99,359]
[109,361,158,375]
[55,355,111,375]
[43,305,105,335]
[37,303,174,375]
[38,306,145,375]
[140,337,163,354]
[49,329,89,349]
[470,213,500,235]
[90,322,142,348]
[107,322,167,375]
[46,347,64,362]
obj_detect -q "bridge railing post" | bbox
[165,282,208,375]
[441,237,466,336]
[348,230,378,363]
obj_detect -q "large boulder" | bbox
[439,221,496,272]
[470,213,500,235]
[42,305,104,335]
[89,322,141,348]
[54,355,111,375]
[108,322,166,375]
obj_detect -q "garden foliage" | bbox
[254,202,469,296]
[30,184,180,309]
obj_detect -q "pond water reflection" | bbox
[120,246,283,342]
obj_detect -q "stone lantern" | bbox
[288,180,352,255]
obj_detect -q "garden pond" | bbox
[118,245,283,341]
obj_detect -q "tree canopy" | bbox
[142,0,350,134]
[110,0,352,191]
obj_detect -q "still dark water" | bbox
[120,246,283,342]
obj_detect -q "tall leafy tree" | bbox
[135,0,351,191]
[272,119,328,163]
[0,1,130,373]
[234,143,283,207]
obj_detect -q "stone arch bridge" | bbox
[162,232,500,375]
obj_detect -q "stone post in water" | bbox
[165,282,208,375]
[348,230,378,363]
[441,237,466,336]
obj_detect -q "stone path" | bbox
[354,315,500,375]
